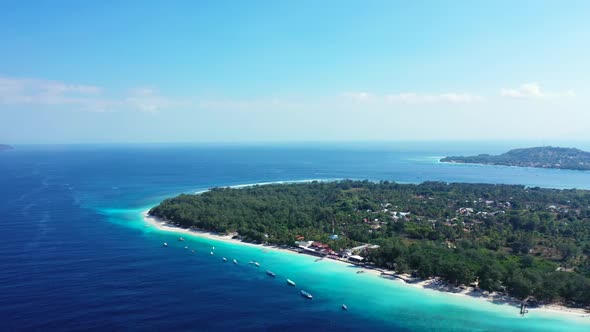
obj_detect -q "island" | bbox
[0,144,14,151]
[149,180,590,310]
[440,146,590,171]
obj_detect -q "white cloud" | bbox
[341,92,375,102]
[0,75,302,113]
[0,76,183,112]
[195,97,307,112]
[124,87,188,113]
[11,75,580,117]
[385,92,483,104]
[500,82,575,99]
[342,91,483,104]
[0,77,102,106]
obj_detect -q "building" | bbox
[295,240,313,248]
[348,255,364,262]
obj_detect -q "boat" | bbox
[286,279,296,286]
[210,251,214,255]
[341,304,348,310]
[184,246,188,249]
[178,237,185,241]
[254,262,260,267]
[212,246,215,250]
[266,270,276,277]
[163,242,168,247]
[222,257,227,262]
[233,259,238,264]
[300,290,313,299]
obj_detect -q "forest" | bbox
[149,180,590,307]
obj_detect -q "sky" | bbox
[1,0,589,144]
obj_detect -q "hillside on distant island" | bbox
[441,147,590,171]
[0,144,14,151]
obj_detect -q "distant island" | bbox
[149,181,590,309]
[441,146,590,171]
[0,144,13,151]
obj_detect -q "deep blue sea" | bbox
[2,143,590,331]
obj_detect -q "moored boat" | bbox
[178,237,185,241]
[254,262,260,267]
[341,304,348,310]
[233,259,238,264]
[286,279,296,286]
[300,290,312,299]
[266,270,276,277]
[222,257,227,262]
[163,242,168,247]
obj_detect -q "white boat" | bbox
[184,246,188,249]
[300,290,313,299]
[266,270,276,277]
[341,304,348,310]
[178,237,185,241]
[286,279,296,286]
[163,242,168,247]
[233,259,238,264]
[210,251,214,255]
[222,257,227,262]
[212,246,215,250]
[254,262,260,267]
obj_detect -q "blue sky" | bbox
[1,0,589,143]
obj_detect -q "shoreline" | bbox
[142,210,589,320]
[439,159,590,173]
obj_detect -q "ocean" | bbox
[1,143,590,331]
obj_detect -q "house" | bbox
[458,207,474,215]
[295,240,313,248]
[348,255,364,262]
[310,242,330,249]
[310,242,331,251]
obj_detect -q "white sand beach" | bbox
[143,210,589,319]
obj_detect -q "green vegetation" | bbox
[441,146,590,171]
[149,180,590,308]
